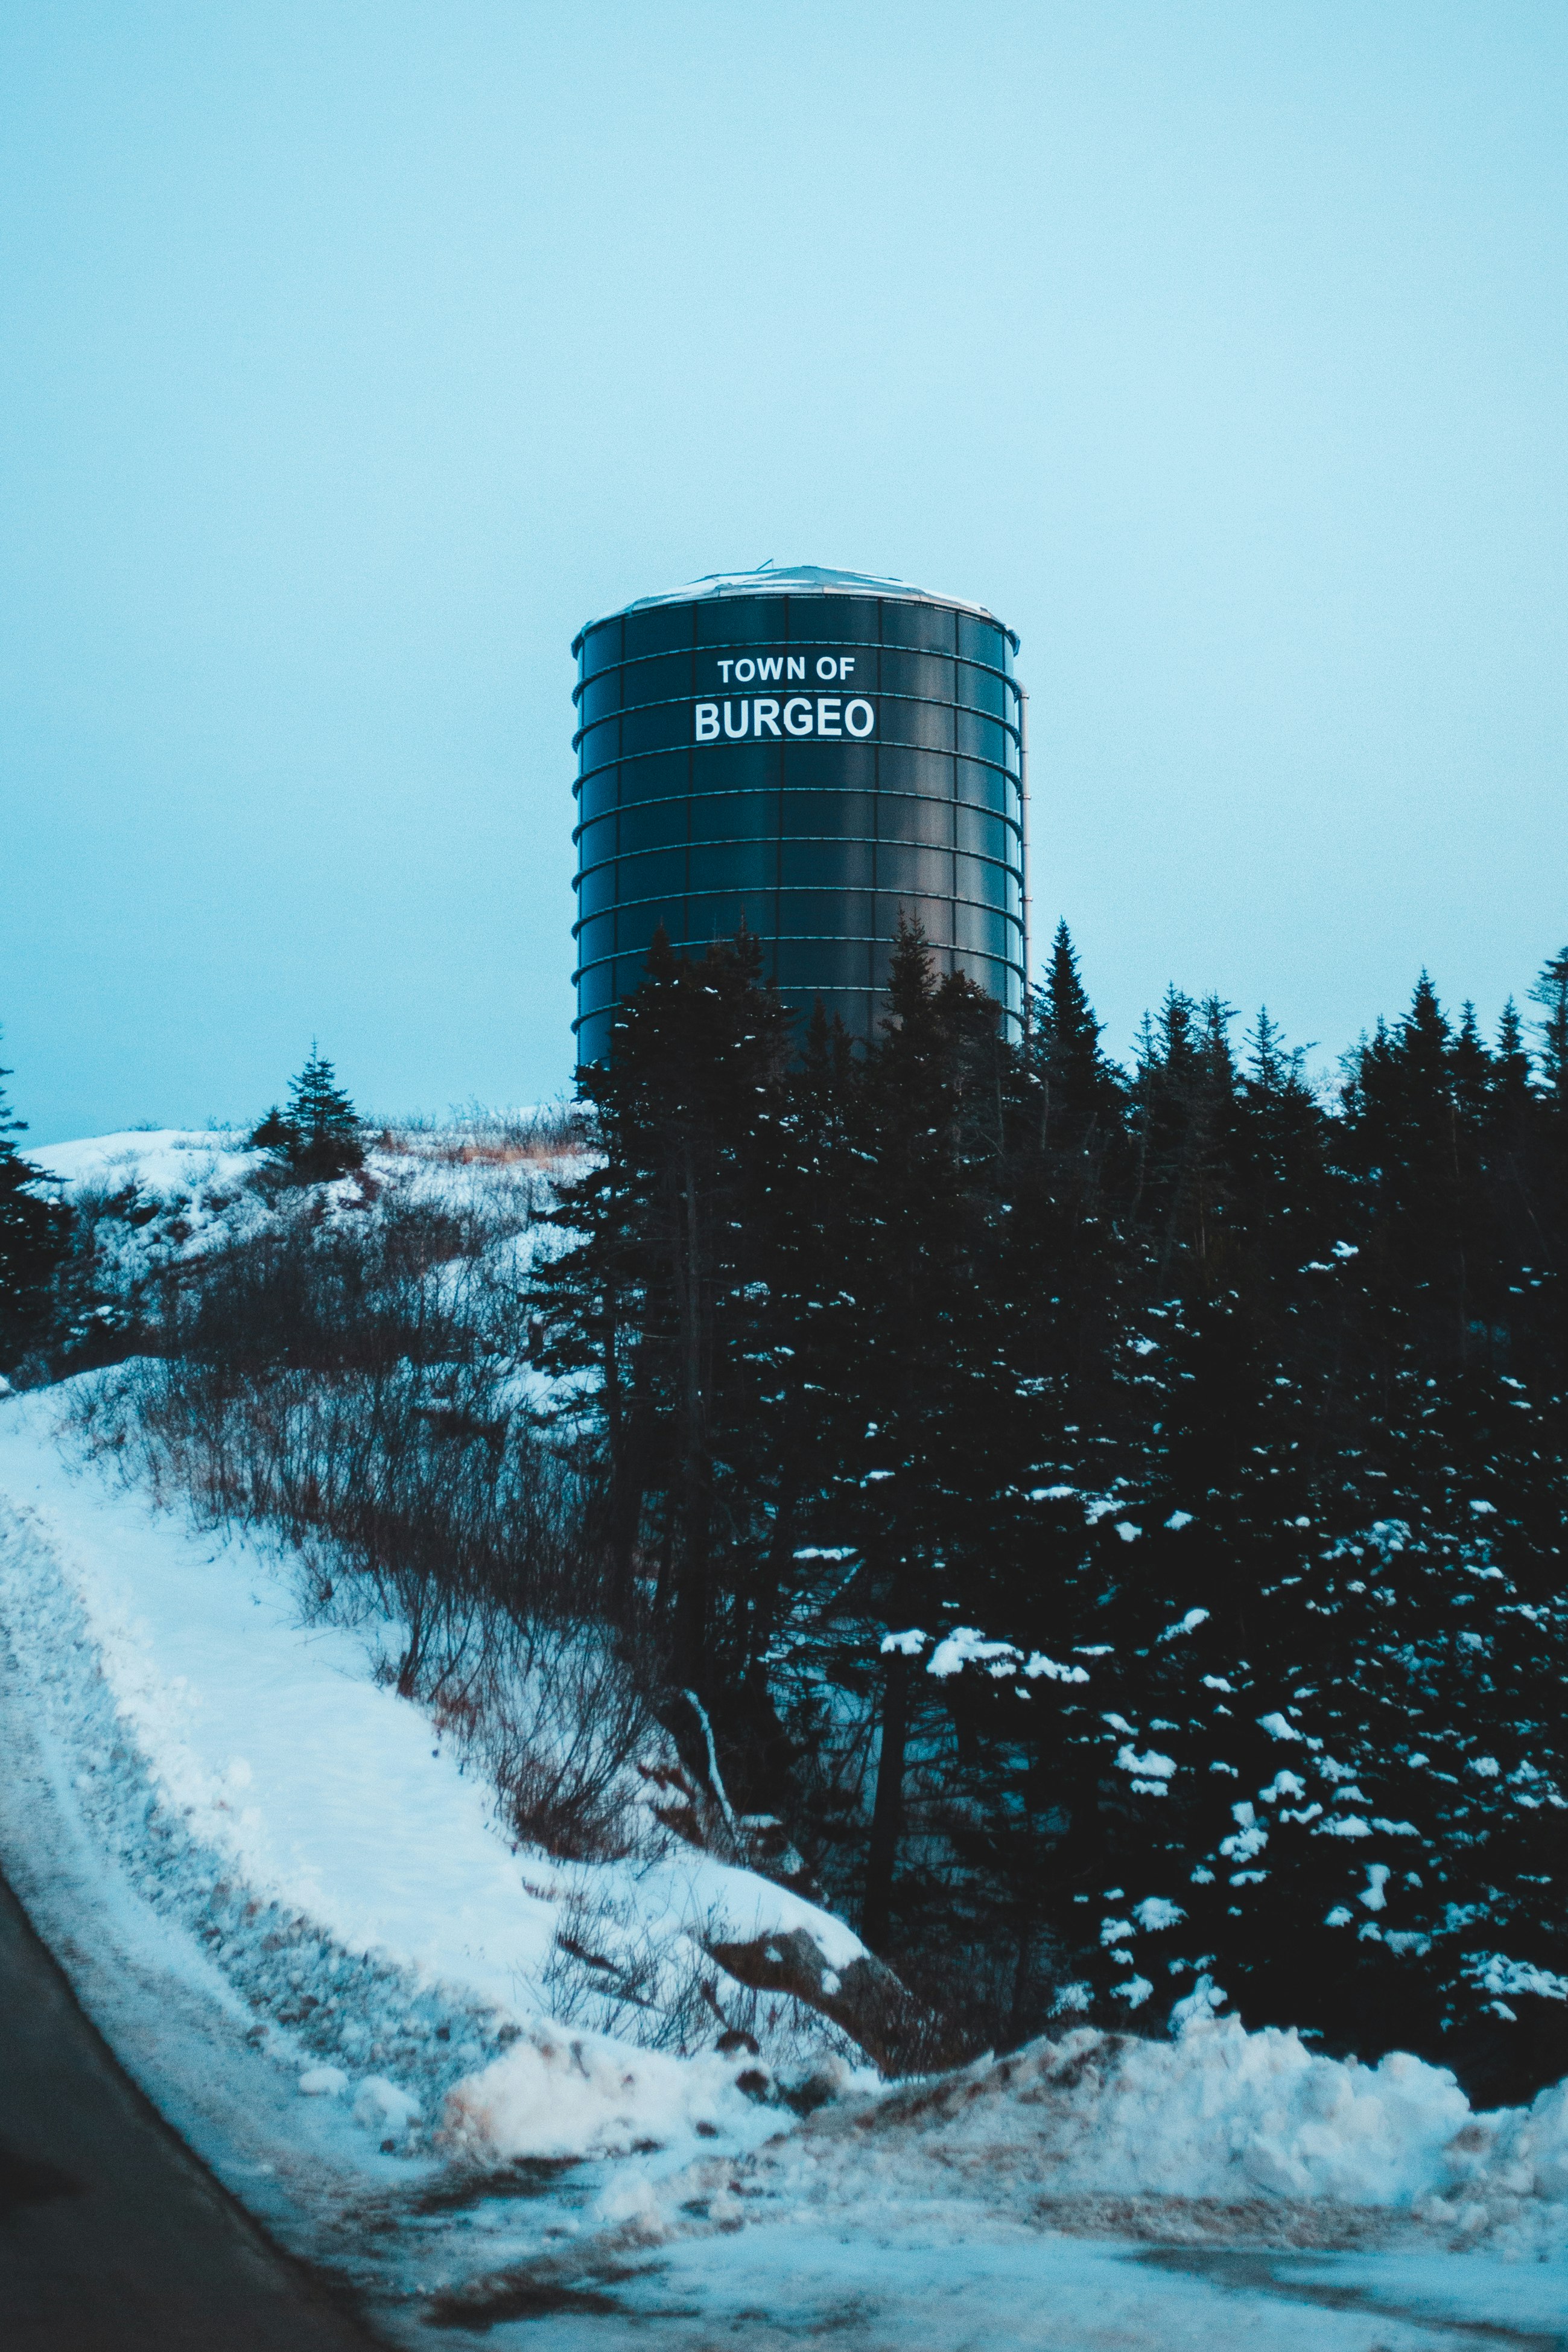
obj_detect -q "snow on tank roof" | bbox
[574,564,1018,653]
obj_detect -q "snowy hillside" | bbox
[4,1126,1567,2345]
[0,1382,863,2111]
[5,1380,1568,2346]
[27,1119,557,1312]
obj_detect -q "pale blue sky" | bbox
[2,2,1564,1140]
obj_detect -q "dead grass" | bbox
[375,1102,590,1171]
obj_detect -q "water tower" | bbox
[571,565,1026,1063]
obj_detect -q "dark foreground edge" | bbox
[0,1864,381,2352]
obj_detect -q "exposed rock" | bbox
[704,1925,933,2076]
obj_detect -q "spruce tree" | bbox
[0,1044,71,1371]
[248,1104,295,1151]
[1008,933,1129,1443]
[1343,974,1494,1366]
[1492,1000,1533,1120]
[846,921,1005,1944]
[1450,1002,1493,1127]
[1029,921,1122,1145]
[1529,946,1568,1116]
[279,1047,364,1183]
[530,926,797,1718]
[1233,1011,1331,1239]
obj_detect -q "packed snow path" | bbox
[2,1382,1566,2349]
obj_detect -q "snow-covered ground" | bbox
[26,1121,551,1290]
[29,1127,269,1197]
[5,1399,1566,2345]
[4,1128,1568,2344]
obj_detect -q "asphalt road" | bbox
[0,1868,380,2352]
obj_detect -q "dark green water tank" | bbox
[571,564,1027,1063]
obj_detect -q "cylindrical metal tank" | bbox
[571,564,1026,1065]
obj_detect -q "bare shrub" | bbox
[480,1621,653,1860]
[539,1883,723,2053]
[538,1881,861,2077]
[65,1164,664,1875]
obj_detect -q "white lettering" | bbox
[787,656,805,681]
[816,655,839,682]
[756,656,782,681]
[840,656,855,678]
[703,686,872,742]
[717,660,733,684]
[735,658,755,682]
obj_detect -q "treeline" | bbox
[531,922,1568,2102]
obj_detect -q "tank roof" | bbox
[574,564,1018,654]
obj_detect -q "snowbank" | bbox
[568,1848,866,1979]
[443,2031,769,2162]
[671,2022,1568,2261]
[872,2023,1476,2206]
[424,2033,1568,2337]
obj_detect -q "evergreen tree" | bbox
[273,1047,364,1183]
[1342,974,1496,1367]
[1492,999,1533,1123]
[0,1043,71,1371]
[830,923,1005,1943]
[1028,921,1123,1146]
[1126,986,1240,1280]
[530,927,797,1719]
[1529,946,1568,1116]
[1232,1009,1333,1251]
[248,1104,295,1151]
[1450,1002,1493,1127]
[1007,935,1130,1429]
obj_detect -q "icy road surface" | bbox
[1,1381,1565,2349]
[0,1861,375,2351]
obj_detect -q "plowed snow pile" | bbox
[565,2020,1564,2268]
[442,2032,776,2162]
[799,2024,1567,2236]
